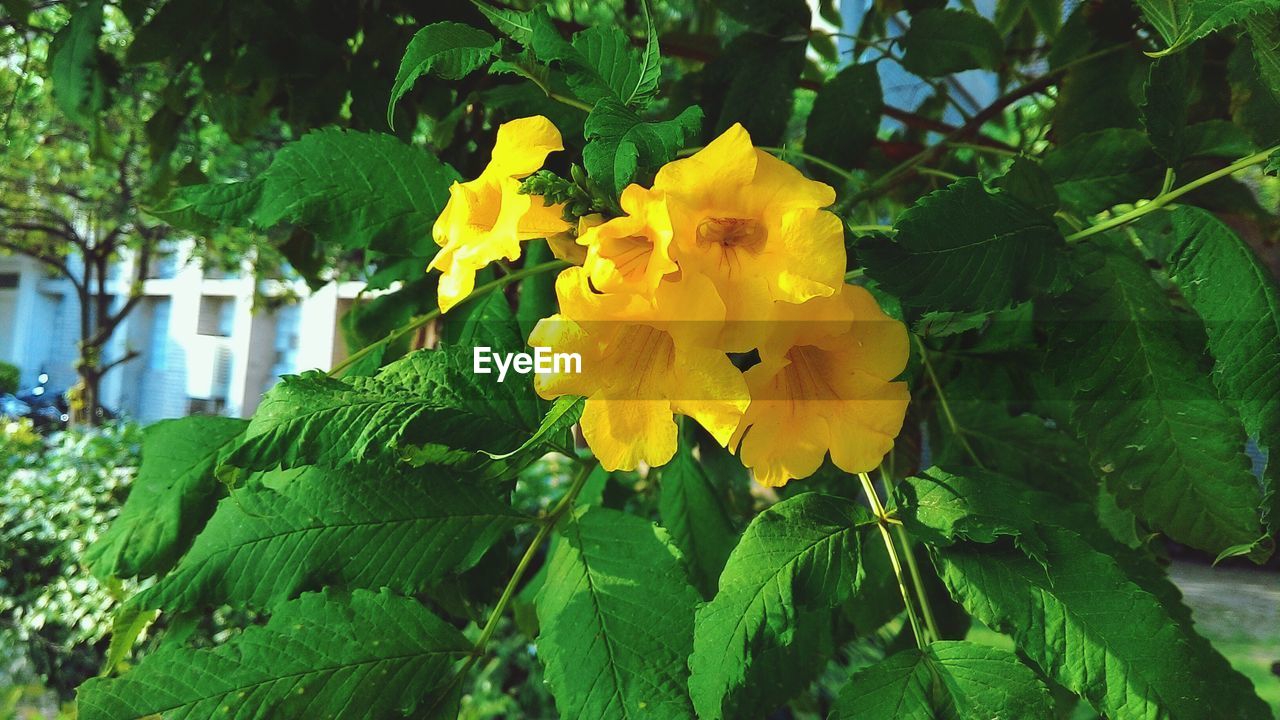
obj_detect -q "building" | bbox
[0,240,366,422]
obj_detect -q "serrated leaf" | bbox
[76,589,470,720]
[688,493,876,720]
[484,395,582,460]
[387,22,498,128]
[830,641,1054,719]
[1183,119,1258,159]
[48,0,107,127]
[128,466,524,613]
[900,8,1003,76]
[1246,14,1280,98]
[536,505,700,719]
[936,526,1272,719]
[145,179,265,233]
[84,416,248,580]
[895,468,1048,562]
[225,344,545,472]
[1142,54,1191,163]
[1138,0,1275,57]
[472,0,535,45]
[805,63,882,171]
[701,31,806,145]
[1163,207,1280,536]
[858,178,1067,312]
[100,606,158,676]
[251,129,460,256]
[1042,129,1163,215]
[658,433,738,598]
[1046,244,1264,554]
[529,10,660,108]
[992,156,1060,215]
[582,99,702,194]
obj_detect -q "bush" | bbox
[0,421,142,700]
[0,363,18,396]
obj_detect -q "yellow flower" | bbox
[529,267,748,471]
[429,116,572,312]
[653,123,846,351]
[579,185,677,298]
[731,285,910,487]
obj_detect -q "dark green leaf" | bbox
[900,9,1003,76]
[472,0,535,45]
[658,434,737,598]
[688,493,875,720]
[896,468,1049,562]
[129,467,525,613]
[530,10,660,108]
[84,416,248,580]
[145,179,265,235]
[830,641,1054,719]
[805,63,882,171]
[77,589,470,720]
[937,526,1271,719]
[1163,207,1280,536]
[1246,14,1280,98]
[1142,54,1191,163]
[859,178,1067,312]
[1042,129,1163,215]
[537,506,701,719]
[700,31,806,145]
[388,22,498,128]
[992,157,1059,215]
[1230,36,1280,146]
[1183,119,1258,159]
[1046,244,1264,554]
[582,99,702,195]
[225,344,545,472]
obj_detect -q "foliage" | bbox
[0,421,141,699]
[1,0,1278,718]
[0,362,18,396]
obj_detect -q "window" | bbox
[148,298,171,369]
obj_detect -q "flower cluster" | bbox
[431,117,910,486]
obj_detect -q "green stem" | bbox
[913,334,984,469]
[894,524,941,641]
[858,472,929,648]
[846,223,894,234]
[427,459,598,714]
[944,141,1020,157]
[916,166,962,182]
[330,260,569,377]
[1065,145,1279,243]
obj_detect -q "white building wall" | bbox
[0,239,366,421]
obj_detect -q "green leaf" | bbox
[76,589,470,720]
[895,468,1048,563]
[1141,54,1191,164]
[128,466,524,613]
[1246,14,1280,98]
[472,0,535,45]
[145,179,265,233]
[992,157,1060,215]
[101,606,159,676]
[1138,0,1275,57]
[658,432,738,598]
[536,506,701,719]
[1163,207,1280,536]
[84,416,248,580]
[805,63,882,171]
[688,493,876,720]
[387,22,498,129]
[1046,244,1264,554]
[251,129,460,256]
[700,31,806,145]
[1230,36,1280,146]
[483,395,582,460]
[1042,129,1163,215]
[48,0,107,127]
[530,10,660,108]
[225,344,545,472]
[1183,119,1258,159]
[936,526,1272,719]
[900,9,1003,76]
[858,178,1067,312]
[830,641,1054,719]
[582,99,702,195]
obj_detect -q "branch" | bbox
[98,349,141,377]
